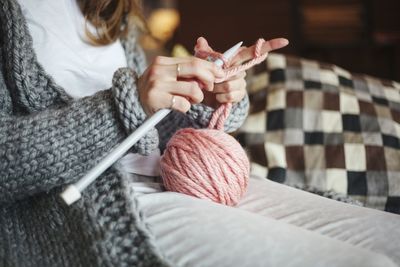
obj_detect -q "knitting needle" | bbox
[60,41,243,205]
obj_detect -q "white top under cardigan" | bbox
[18,0,161,177]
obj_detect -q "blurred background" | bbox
[141,0,400,81]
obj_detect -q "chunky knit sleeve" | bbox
[187,95,250,132]
[156,95,249,150]
[111,68,159,151]
[0,69,158,204]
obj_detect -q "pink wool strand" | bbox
[195,38,269,84]
[208,103,232,130]
[161,37,269,206]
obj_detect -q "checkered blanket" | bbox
[237,53,400,214]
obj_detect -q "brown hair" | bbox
[78,0,147,46]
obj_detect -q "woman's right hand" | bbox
[137,56,225,115]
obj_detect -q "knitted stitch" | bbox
[0,0,249,266]
[111,68,159,155]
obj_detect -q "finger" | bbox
[169,95,192,113]
[144,61,222,86]
[215,90,247,104]
[229,46,248,66]
[166,81,204,104]
[147,92,191,114]
[213,76,246,94]
[177,58,224,91]
[152,56,225,79]
[145,64,178,82]
[231,38,289,65]
[152,56,193,65]
[146,80,203,103]
[261,38,289,54]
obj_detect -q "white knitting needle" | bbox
[60,41,243,205]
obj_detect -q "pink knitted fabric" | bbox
[160,37,269,206]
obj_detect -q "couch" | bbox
[237,53,400,214]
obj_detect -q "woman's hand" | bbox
[201,38,289,108]
[138,56,225,115]
[202,71,247,108]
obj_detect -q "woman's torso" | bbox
[18,0,161,177]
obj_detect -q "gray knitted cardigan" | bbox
[0,1,249,266]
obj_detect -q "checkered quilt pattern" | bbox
[237,53,400,214]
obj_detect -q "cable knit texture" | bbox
[0,0,249,266]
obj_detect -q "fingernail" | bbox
[217,69,225,77]
[281,39,289,46]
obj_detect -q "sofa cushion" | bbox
[237,53,400,213]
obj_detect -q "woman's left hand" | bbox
[202,71,247,108]
[201,37,289,108]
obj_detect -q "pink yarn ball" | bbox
[160,127,250,206]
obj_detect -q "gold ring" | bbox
[176,64,181,77]
[170,95,176,109]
